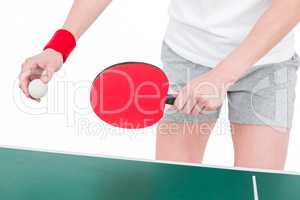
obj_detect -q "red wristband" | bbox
[44,29,76,63]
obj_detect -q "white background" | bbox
[1,0,300,172]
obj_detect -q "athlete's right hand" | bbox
[19,49,63,98]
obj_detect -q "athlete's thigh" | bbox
[231,123,289,170]
[156,121,216,163]
[158,42,220,163]
[228,56,299,170]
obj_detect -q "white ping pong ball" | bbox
[28,79,48,99]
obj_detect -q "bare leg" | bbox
[231,123,290,170]
[156,121,216,163]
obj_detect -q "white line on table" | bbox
[252,176,259,200]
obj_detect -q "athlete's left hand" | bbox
[174,69,234,115]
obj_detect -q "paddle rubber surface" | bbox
[90,62,170,129]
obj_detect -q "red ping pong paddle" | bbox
[90,62,176,129]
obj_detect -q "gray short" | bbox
[161,43,299,128]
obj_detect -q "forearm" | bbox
[62,0,112,40]
[215,0,300,83]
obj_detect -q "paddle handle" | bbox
[166,94,176,105]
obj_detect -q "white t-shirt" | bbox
[164,0,295,67]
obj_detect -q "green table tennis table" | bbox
[0,146,299,200]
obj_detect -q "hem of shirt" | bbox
[164,38,296,68]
